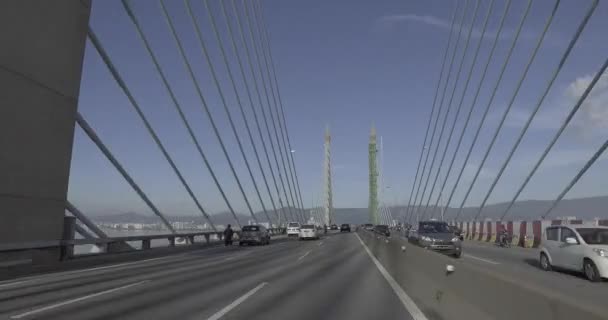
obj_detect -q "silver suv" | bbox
[410,220,462,258]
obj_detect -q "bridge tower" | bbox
[322,126,333,225]
[0,2,91,263]
[369,125,379,224]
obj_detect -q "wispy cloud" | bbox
[565,70,608,133]
[376,13,560,44]
[484,69,608,135]
[379,14,449,29]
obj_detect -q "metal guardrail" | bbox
[0,228,286,256]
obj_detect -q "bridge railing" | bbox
[0,228,286,261]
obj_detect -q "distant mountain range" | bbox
[91,196,608,225]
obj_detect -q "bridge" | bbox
[1,0,608,319]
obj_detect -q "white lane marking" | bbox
[206,282,268,320]
[464,254,500,265]
[297,250,311,261]
[9,280,150,319]
[224,251,252,261]
[0,281,29,289]
[317,241,324,246]
[0,256,172,290]
[355,233,428,320]
[60,256,176,274]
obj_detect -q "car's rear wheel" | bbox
[584,259,601,282]
[540,253,552,271]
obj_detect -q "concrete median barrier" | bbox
[358,232,605,320]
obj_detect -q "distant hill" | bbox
[91,196,608,224]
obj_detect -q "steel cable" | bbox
[216,0,282,225]
[442,0,533,220]
[247,0,304,223]
[239,0,297,223]
[404,1,460,222]
[418,0,483,220]
[88,28,217,231]
[200,0,275,224]
[457,0,559,221]
[429,0,512,220]
[122,0,244,229]
[475,0,598,220]
[242,0,300,223]
[230,0,290,225]
[410,0,470,223]
[254,0,308,222]
[501,56,608,221]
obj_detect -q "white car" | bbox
[287,222,301,237]
[299,224,319,240]
[540,225,608,282]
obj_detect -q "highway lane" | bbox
[0,232,419,320]
[460,239,607,309]
[383,232,606,319]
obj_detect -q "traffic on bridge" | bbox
[2,0,608,319]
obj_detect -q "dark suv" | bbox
[239,225,270,246]
[340,224,351,232]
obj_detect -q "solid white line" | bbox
[297,250,311,261]
[355,233,428,320]
[0,255,175,290]
[0,281,29,289]
[206,282,268,320]
[224,251,251,261]
[464,254,500,265]
[9,280,150,319]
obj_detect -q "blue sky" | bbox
[68,0,608,217]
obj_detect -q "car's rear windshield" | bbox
[419,222,450,233]
[288,223,300,227]
[576,228,608,245]
[341,224,349,227]
[301,225,315,229]
[242,226,259,231]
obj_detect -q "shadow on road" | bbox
[524,258,589,281]
[523,258,540,269]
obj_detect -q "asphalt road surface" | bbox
[460,239,607,308]
[0,232,417,320]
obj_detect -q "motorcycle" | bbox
[498,233,511,248]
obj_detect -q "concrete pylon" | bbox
[322,125,333,225]
[369,124,379,224]
[0,1,91,263]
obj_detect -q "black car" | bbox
[374,225,390,237]
[340,224,351,232]
[330,224,339,230]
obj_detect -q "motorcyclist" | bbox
[223,224,234,246]
[498,224,509,246]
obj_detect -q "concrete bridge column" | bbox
[0,1,91,263]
